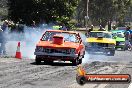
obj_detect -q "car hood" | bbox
[86,38,116,45]
[36,41,79,49]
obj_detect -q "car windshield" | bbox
[113,33,124,38]
[117,34,124,38]
[41,31,78,42]
[89,32,112,38]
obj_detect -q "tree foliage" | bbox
[8,0,79,25]
[77,0,132,27]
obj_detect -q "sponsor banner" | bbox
[85,74,131,83]
[76,74,131,85]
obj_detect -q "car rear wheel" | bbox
[35,56,41,65]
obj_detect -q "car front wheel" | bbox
[79,59,82,64]
[107,50,115,56]
[35,56,41,65]
[72,58,79,66]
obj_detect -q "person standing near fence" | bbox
[0,20,9,55]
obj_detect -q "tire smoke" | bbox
[6,24,51,59]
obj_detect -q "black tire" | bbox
[82,51,85,58]
[35,56,41,65]
[79,59,82,64]
[72,58,79,66]
[122,47,126,51]
[76,76,86,85]
[109,50,115,56]
[128,47,132,51]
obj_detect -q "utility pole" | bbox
[85,0,89,31]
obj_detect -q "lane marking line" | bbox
[128,83,132,88]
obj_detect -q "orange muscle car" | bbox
[34,30,85,65]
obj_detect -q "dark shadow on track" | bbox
[30,61,76,66]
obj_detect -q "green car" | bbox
[53,25,62,30]
[112,30,125,50]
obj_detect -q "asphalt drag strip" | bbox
[0,41,132,88]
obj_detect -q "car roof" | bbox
[46,30,79,34]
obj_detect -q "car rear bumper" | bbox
[34,52,78,61]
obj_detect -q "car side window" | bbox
[41,32,49,41]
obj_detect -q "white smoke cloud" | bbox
[78,32,108,64]
[5,26,108,61]
[5,24,52,59]
[78,32,90,63]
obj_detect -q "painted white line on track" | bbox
[0,59,21,63]
[128,83,132,88]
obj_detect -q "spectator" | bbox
[108,20,112,31]
[61,24,67,31]
[88,25,94,32]
[1,20,8,31]
[32,21,36,28]
[98,25,105,31]
[112,25,116,30]
[124,26,131,50]
[85,25,94,37]
[0,20,8,55]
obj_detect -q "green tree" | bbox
[113,0,132,26]
[8,0,79,25]
[89,0,116,27]
[76,0,132,27]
